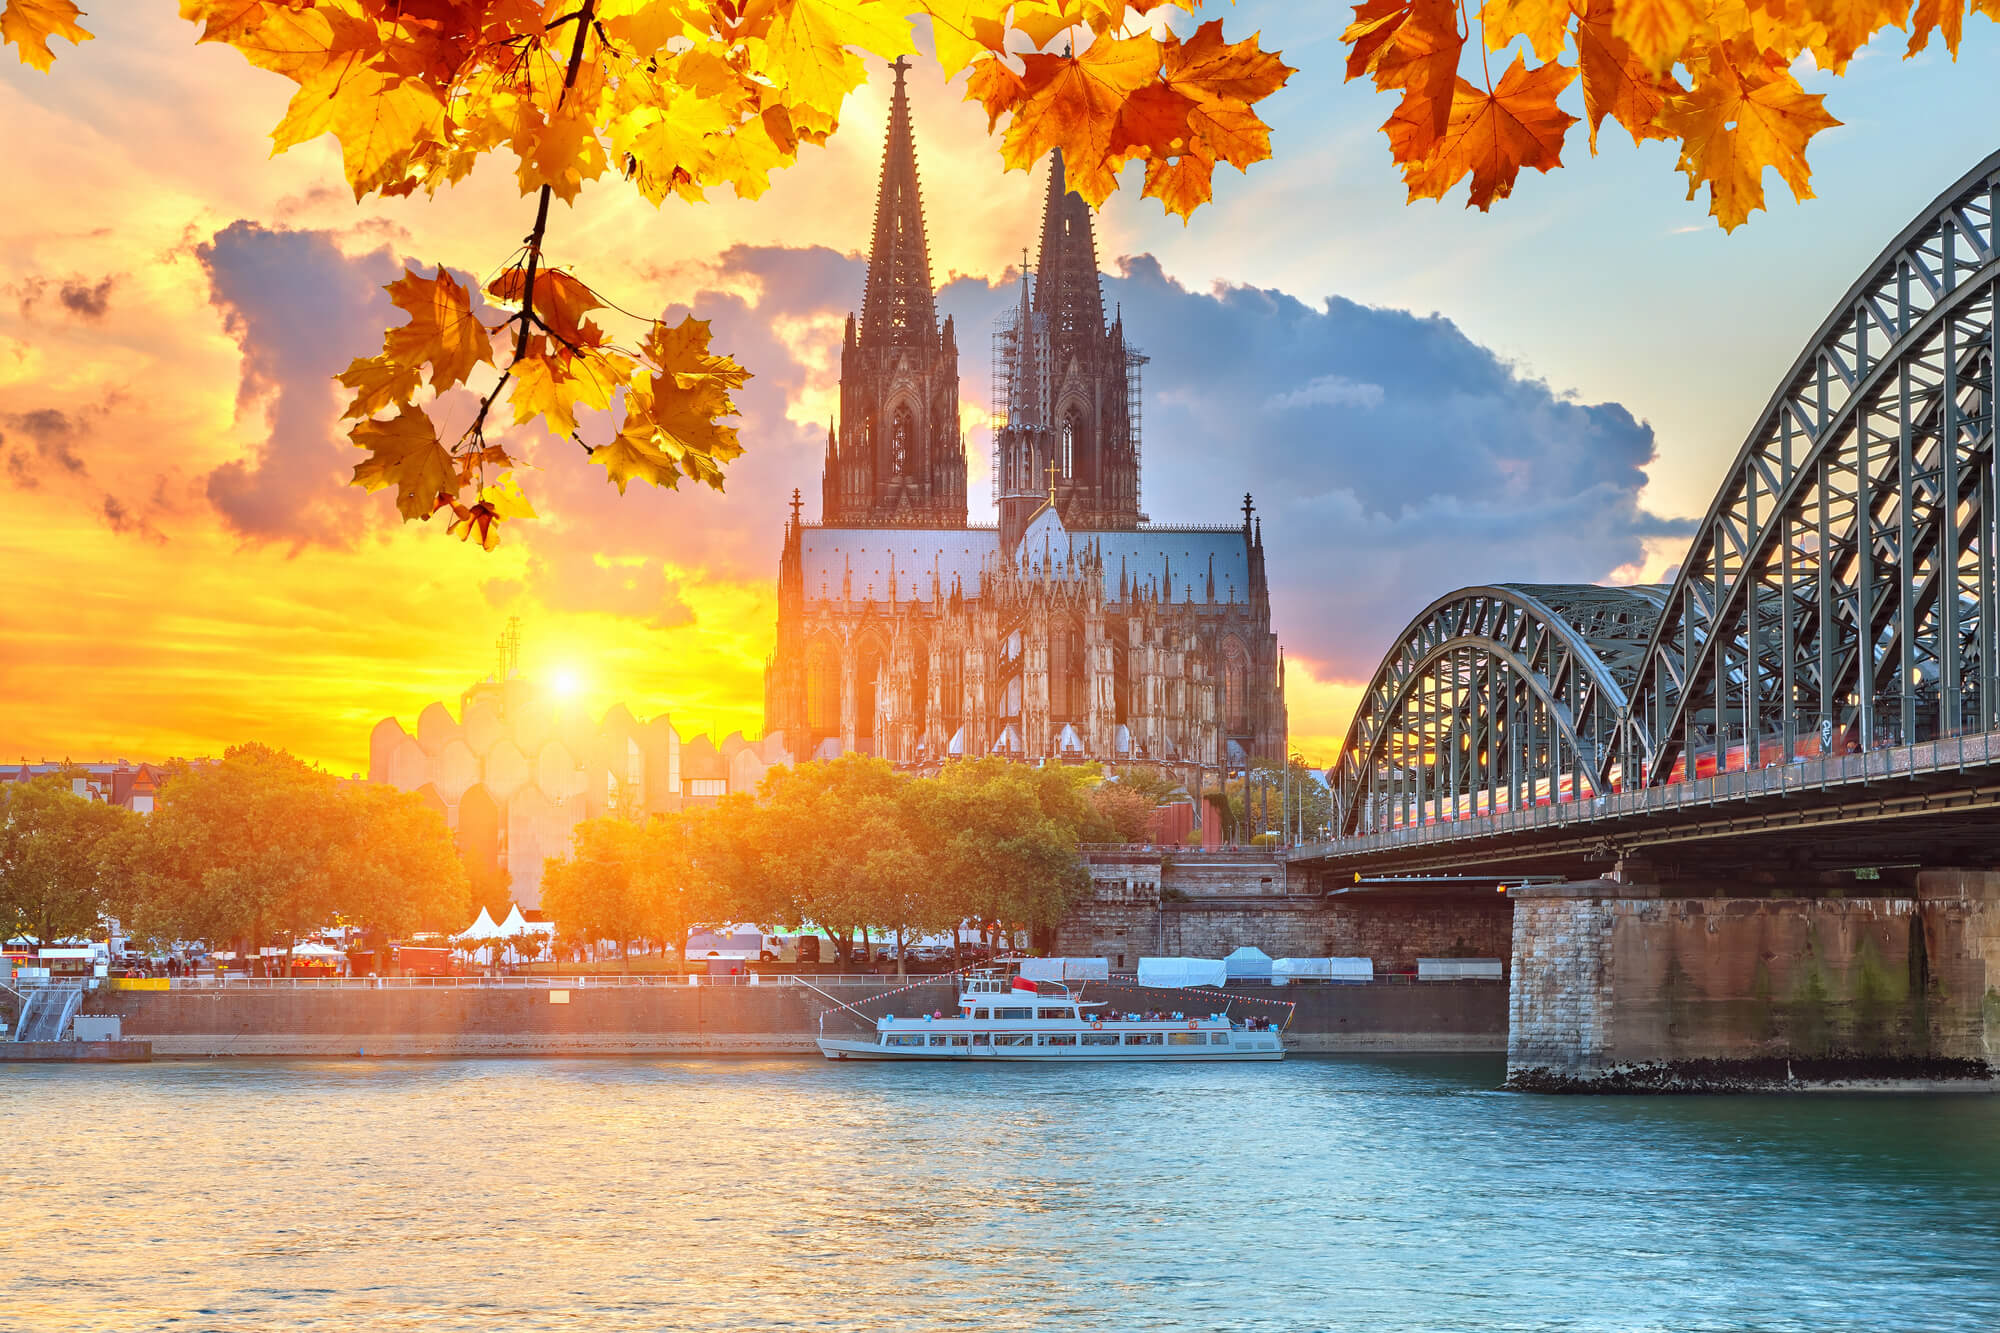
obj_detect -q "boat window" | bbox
[1040,1033,1077,1046]
[946,1035,970,1046]
[1080,1032,1119,1046]
[972,1008,989,1019]
[993,1006,1033,1019]
[1124,1033,1163,1046]
[992,1033,1033,1047]
[1168,1032,1204,1046]
[1036,1007,1071,1019]
[883,1034,926,1047]
[1209,1033,1229,1045]
[970,1032,991,1044]
[1260,1039,1279,1050]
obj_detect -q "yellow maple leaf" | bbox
[350,406,456,521]
[760,0,918,121]
[336,354,422,419]
[3,0,91,70]
[517,100,610,203]
[1658,35,1840,230]
[912,0,1010,76]
[1482,0,1582,60]
[380,267,493,393]
[508,344,627,438]
[1392,57,1578,209]
[1609,0,1705,74]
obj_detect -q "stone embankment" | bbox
[68,978,1507,1058]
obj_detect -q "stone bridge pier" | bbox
[1506,869,2000,1088]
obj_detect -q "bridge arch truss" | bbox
[1332,151,2000,831]
[1334,585,1664,834]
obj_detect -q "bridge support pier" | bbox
[1506,870,2000,1090]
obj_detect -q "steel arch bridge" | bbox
[1336,151,2000,838]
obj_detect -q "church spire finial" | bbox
[857,58,937,349]
[1035,149,1106,349]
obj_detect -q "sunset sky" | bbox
[6,5,2000,774]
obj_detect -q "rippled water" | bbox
[7,1056,2000,1331]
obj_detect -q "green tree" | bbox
[909,759,1088,956]
[540,817,650,972]
[1088,780,1159,843]
[0,773,136,947]
[128,746,348,966]
[330,783,471,961]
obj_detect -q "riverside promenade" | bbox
[29,975,1507,1058]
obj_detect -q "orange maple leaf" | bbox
[1657,36,1840,230]
[1575,0,1685,151]
[999,34,1162,204]
[1344,0,1466,149]
[2,0,90,70]
[350,406,456,521]
[1392,56,1578,209]
[381,267,493,393]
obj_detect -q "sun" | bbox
[550,668,584,701]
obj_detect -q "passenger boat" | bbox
[815,968,1285,1061]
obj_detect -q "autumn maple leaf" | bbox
[1345,0,1466,151]
[1,0,91,71]
[350,407,457,521]
[1000,35,1162,204]
[1657,36,1840,230]
[1392,57,1578,209]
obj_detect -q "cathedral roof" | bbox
[801,527,1001,602]
[801,520,1252,607]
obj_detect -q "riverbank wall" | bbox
[67,979,1506,1058]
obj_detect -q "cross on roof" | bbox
[1046,459,1060,502]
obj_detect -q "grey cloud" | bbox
[0,407,89,479]
[101,493,164,544]
[58,277,114,320]
[197,221,400,545]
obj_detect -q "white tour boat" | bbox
[815,968,1285,1061]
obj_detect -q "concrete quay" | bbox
[1,1040,152,1062]
[55,977,1506,1059]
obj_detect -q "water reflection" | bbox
[6,1056,1999,1331]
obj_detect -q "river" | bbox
[6,1055,2000,1331]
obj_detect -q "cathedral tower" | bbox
[822,59,967,528]
[995,151,1143,550]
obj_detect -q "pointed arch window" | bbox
[1223,637,1249,733]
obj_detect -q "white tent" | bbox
[1272,956,1373,983]
[1223,946,1273,981]
[1019,957,1110,983]
[1137,956,1226,988]
[495,904,530,938]
[454,907,501,940]
[289,941,346,959]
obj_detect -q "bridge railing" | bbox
[1303,728,2000,859]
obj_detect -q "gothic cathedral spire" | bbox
[858,57,938,349]
[995,150,1143,550]
[821,59,967,529]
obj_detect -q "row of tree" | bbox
[0,745,468,959]
[541,755,1136,973]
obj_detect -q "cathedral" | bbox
[764,61,1285,778]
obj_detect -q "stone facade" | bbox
[1507,871,2000,1080]
[1056,851,1514,971]
[764,66,1283,775]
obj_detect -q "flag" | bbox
[1011,976,1039,994]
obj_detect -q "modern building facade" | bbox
[764,62,1285,778]
[369,668,789,907]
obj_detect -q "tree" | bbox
[639,807,731,970]
[330,783,471,946]
[128,746,350,965]
[0,773,136,947]
[540,816,651,971]
[1088,779,1159,843]
[907,759,1088,954]
[1336,0,1994,228]
[6,3,1290,546]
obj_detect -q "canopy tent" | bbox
[1223,946,1273,981]
[1136,957,1227,988]
[1018,957,1110,983]
[453,907,501,941]
[288,941,346,959]
[1273,956,1373,983]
